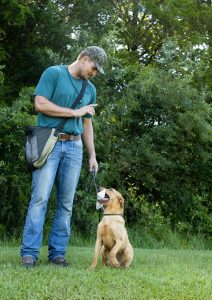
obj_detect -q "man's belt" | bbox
[57,133,81,141]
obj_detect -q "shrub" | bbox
[0,87,36,235]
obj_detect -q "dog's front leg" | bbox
[110,240,123,268]
[101,246,110,266]
[123,244,134,268]
[89,238,102,270]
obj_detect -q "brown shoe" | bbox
[49,256,69,267]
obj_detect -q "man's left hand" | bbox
[89,156,98,173]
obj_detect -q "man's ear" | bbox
[80,56,88,64]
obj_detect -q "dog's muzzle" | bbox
[96,189,109,210]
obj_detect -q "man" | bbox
[20,46,107,268]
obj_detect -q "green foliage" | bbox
[0,65,4,86]
[1,0,211,104]
[0,87,36,235]
[0,0,71,103]
[93,57,211,237]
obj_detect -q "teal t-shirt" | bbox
[34,65,96,134]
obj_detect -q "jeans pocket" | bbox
[73,140,83,149]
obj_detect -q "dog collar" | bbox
[103,214,123,216]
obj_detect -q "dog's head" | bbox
[97,187,125,213]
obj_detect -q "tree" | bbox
[94,53,212,235]
[0,0,70,104]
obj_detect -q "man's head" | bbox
[77,46,107,79]
[83,46,107,75]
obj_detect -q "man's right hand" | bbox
[74,104,97,117]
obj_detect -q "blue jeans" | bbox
[20,140,83,261]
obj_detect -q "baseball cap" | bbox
[84,46,107,74]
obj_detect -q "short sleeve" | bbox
[34,66,59,100]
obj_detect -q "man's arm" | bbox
[34,95,96,118]
[82,117,98,173]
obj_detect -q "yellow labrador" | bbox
[90,188,133,269]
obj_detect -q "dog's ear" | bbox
[118,196,125,208]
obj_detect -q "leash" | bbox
[91,169,103,222]
[82,169,98,193]
[91,169,99,194]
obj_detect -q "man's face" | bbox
[78,57,98,80]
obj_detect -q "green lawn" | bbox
[0,246,211,300]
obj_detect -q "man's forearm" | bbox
[82,119,96,158]
[34,96,96,118]
[82,113,98,172]
[35,96,76,117]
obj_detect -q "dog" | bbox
[89,187,133,269]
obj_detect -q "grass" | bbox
[0,245,211,300]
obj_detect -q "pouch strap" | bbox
[56,80,87,133]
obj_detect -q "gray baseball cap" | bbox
[84,46,107,74]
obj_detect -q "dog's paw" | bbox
[111,260,120,268]
[88,264,96,271]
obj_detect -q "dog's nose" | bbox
[97,186,103,192]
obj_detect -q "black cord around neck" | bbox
[67,66,80,95]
